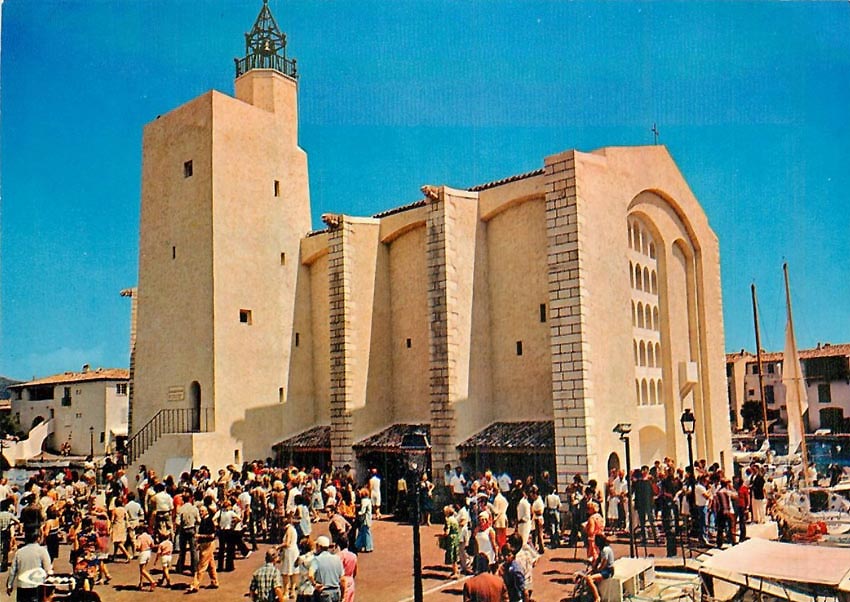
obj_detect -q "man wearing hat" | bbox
[309,535,345,602]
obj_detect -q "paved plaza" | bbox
[29,516,672,602]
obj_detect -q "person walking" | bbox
[176,492,200,574]
[443,506,461,579]
[368,469,382,520]
[279,515,299,598]
[187,505,220,594]
[250,549,285,602]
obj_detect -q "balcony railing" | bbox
[126,407,212,464]
[235,54,298,79]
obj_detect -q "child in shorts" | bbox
[135,525,156,591]
[156,531,174,588]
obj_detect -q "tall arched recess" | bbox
[190,381,201,431]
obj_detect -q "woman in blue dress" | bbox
[354,487,373,552]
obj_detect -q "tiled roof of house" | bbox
[457,420,554,452]
[726,343,850,364]
[352,423,430,452]
[9,368,129,389]
[467,168,545,192]
[372,199,427,219]
[272,425,331,451]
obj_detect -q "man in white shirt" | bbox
[544,487,561,548]
[694,476,711,545]
[530,487,546,554]
[368,469,382,520]
[450,467,467,506]
[516,491,532,546]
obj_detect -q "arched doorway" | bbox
[31,416,45,429]
[638,426,666,466]
[189,381,201,431]
[607,452,621,475]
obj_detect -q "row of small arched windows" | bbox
[634,339,662,368]
[630,262,658,295]
[629,222,656,259]
[636,378,664,406]
[632,301,659,331]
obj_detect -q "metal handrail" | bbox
[235,53,298,79]
[126,407,211,464]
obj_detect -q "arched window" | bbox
[634,341,639,365]
[645,305,652,330]
[635,264,643,291]
[637,302,645,328]
[655,342,661,365]
[628,225,633,250]
[639,341,646,366]
[649,379,657,405]
[631,301,637,326]
[190,381,202,431]
[648,344,655,367]
[651,271,658,294]
[649,242,656,259]
[641,379,649,405]
[643,267,650,292]
[642,231,649,255]
[653,307,659,331]
[635,380,641,405]
[657,380,664,405]
[630,264,635,289]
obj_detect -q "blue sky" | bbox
[1,0,849,380]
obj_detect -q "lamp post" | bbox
[613,423,635,558]
[680,408,696,472]
[89,426,94,458]
[400,429,431,602]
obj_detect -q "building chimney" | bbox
[82,364,90,373]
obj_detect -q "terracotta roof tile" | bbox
[353,423,430,452]
[372,199,427,219]
[457,420,554,452]
[272,425,331,451]
[467,168,545,192]
[10,368,129,389]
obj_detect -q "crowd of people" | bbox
[0,449,800,602]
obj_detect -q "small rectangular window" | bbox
[752,365,759,375]
[295,332,300,347]
[172,246,176,260]
[748,389,755,397]
[280,252,286,265]
[406,338,412,349]
[539,303,547,323]
[116,383,128,396]
[765,385,775,405]
[767,363,775,374]
[239,309,253,324]
[184,160,193,178]
[516,341,523,356]
[279,387,285,403]
[234,449,240,464]
[819,383,832,404]
[99,431,105,443]
[274,180,281,197]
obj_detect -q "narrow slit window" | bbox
[516,341,523,356]
[295,332,300,347]
[172,246,176,259]
[406,338,412,348]
[539,303,547,323]
[274,180,281,197]
[183,160,193,178]
[239,309,252,324]
[279,387,285,403]
[280,252,286,265]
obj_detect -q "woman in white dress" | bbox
[473,511,498,570]
[278,515,299,598]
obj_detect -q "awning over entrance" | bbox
[353,424,430,453]
[272,425,331,453]
[457,420,554,453]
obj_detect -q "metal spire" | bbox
[234,0,298,79]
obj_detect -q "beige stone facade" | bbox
[130,10,731,483]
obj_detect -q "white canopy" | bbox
[701,539,850,590]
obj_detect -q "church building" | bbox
[130,1,732,489]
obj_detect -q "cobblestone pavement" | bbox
[6,519,675,601]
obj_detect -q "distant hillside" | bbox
[0,376,22,400]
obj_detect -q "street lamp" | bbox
[680,408,696,471]
[400,429,431,602]
[89,426,94,458]
[613,422,636,558]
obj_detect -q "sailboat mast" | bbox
[784,263,811,487]
[751,284,770,441]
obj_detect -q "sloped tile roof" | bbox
[372,199,427,219]
[457,420,554,452]
[353,423,430,452]
[466,168,545,192]
[272,425,331,451]
[10,368,129,389]
[726,343,850,365]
